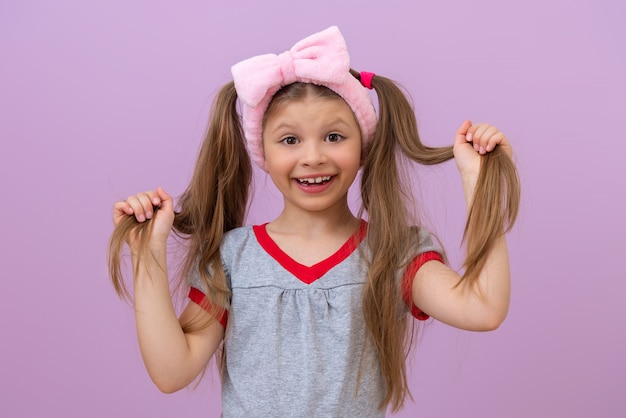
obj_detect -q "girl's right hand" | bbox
[113,187,175,248]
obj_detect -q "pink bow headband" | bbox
[231,26,378,170]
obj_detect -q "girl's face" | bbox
[262,94,362,216]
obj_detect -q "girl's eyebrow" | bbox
[322,118,354,129]
[265,122,298,135]
[267,117,354,134]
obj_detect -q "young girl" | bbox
[109,26,519,416]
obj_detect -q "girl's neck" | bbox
[269,205,360,240]
[265,206,361,267]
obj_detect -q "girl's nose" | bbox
[301,141,327,166]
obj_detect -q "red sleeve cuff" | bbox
[401,251,444,320]
[188,287,229,328]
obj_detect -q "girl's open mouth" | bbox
[295,176,333,186]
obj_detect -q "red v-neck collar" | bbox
[253,220,367,285]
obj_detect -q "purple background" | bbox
[1,0,624,417]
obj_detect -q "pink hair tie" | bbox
[360,71,375,89]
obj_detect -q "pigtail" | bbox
[460,147,519,282]
[364,72,520,284]
[354,70,520,411]
[355,71,419,411]
[108,81,252,331]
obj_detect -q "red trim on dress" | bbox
[253,220,368,285]
[188,287,228,328]
[401,251,445,320]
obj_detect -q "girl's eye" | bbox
[326,133,343,143]
[281,136,299,145]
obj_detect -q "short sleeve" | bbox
[186,260,230,328]
[187,260,210,293]
[400,228,445,320]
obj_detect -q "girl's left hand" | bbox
[453,120,513,177]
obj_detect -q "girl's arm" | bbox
[411,121,513,331]
[412,239,510,331]
[114,188,224,392]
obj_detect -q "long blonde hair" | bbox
[355,70,519,410]
[108,72,519,412]
[109,81,250,326]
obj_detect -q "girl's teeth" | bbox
[298,176,331,184]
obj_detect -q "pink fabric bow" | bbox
[232,27,350,108]
[231,26,377,170]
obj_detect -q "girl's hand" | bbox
[113,187,175,249]
[453,120,513,178]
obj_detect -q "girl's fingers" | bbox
[124,195,146,222]
[454,120,513,176]
[485,131,505,152]
[476,126,498,154]
[145,190,162,207]
[112,188,171,226]
[114,201,133,216]
[155,187,172,211]
[470,124,490,153]
[465,123,508,155]
[455,119,473,146]
[118,191,159,223]
[113,201,134,226]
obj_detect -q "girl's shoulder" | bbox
[405,225,446,262]
[220,224,271,264]
[224,224,255,239]
[221,225,257,250]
